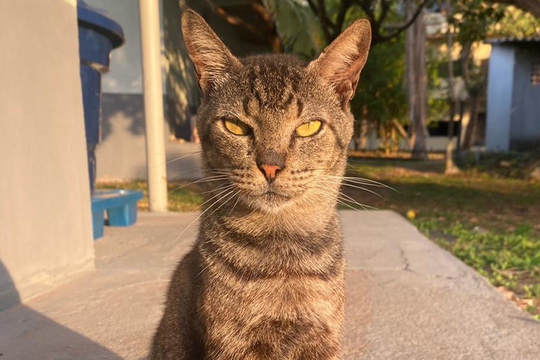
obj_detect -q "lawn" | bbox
[344,157,540,319]
[97,157,540,319]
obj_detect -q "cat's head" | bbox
[182,9,371,213]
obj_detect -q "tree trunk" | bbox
[444,1,461,175]
[445,102,460,174]
[456,101,464,154]
[359,105,369,151]
[463,69,487,149]
[392,119,411,150]
[390,125,399,154]
[405,0,429,159]
[352,117,361,151]
[463,94,479,149]
[380,124,390,156]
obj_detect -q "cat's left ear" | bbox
[308,19,371,105]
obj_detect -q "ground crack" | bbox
[399,246,412,272]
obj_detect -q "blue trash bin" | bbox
[77,1,124,194]
[77,2,143,239]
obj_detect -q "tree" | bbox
[263,0,421,154]
[305,0,428,46]
[262,0,325,59]
[351,35,408,152]
[308,1,433,156]
[406,0,429,159]
[441,0,461,174]
[490,0,540,18]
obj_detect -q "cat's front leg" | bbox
[293,338,341,360]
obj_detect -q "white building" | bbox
[486,38,540,152]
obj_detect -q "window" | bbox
[532,62,540,85]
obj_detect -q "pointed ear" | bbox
[308,19,371,104]
[181,8,241,92]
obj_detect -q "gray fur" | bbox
[150,8,371,360]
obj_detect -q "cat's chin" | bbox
[248,190,296,213]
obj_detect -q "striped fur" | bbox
[150,8,371,360]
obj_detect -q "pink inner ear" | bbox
[309,19,371,102]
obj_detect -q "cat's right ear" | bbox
[181,8,241,92]
[308,19,371,106]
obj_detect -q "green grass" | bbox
[345,158,540,319]
[97,180,204,212]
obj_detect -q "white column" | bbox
[139,0,168,211]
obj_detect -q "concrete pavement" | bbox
[1,211,539,359]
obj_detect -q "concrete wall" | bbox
[486,45,515,152]
[96,94,203,181]
[510,48,540,151]
[0,0,94,310]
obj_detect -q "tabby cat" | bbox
[150,8,371,360]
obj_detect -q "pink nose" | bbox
[259,164,281,182]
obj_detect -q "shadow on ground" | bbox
[0,260,124,360]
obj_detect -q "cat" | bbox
[150,8,371,360]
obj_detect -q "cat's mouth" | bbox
[262,189,292,200]
[253,189,294,210]
[251,190,293,212]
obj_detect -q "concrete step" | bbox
[0,211,538,359]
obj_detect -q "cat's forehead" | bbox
[207,54,337,125]
[240,54,307,77]
[230,55,314,116]
[243,56,305,91]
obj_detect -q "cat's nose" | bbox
[256,149,286,183]
[258,164,282,183]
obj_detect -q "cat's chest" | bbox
[204,267,345,324]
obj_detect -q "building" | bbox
[485,37,540,152]
[0,0,94,310]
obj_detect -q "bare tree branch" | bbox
[354,0,375,20]
[377,0,391,27]
[316,0,335,43]
[309,0,432,47]
[202,0,259,34]
[378,0,429,42]
[306,0,337,43]
[333,0,354,38]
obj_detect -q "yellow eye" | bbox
[224,119,249,136]
[295,120,322,137]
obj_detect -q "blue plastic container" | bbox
[77,1,124,193]
[77,2,144,239]
[91,190,144,239]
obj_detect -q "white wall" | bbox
[486,45,515,152]
[0,0,94,310]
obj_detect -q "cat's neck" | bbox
[198,201,342,279]
[203,193,339,238]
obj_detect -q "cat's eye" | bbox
[295,120,322,137]
[223,119,250,136]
